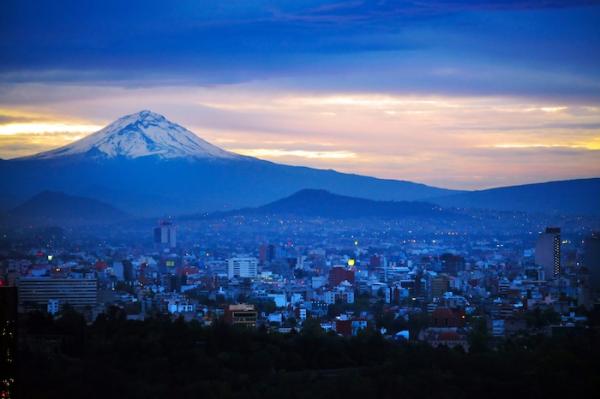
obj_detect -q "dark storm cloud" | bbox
[1,1,599,99]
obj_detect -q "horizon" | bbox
[2,107,598,191]
[1,1,600,189]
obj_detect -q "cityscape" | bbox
[2,1,600,398]
[4,209,600,342]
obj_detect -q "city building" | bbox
[295,307,307,321]
[535,227,561,279]
[431,274,450,299]
[328,266,355,287]
[154,220,177,248]
[167,299,195,314]
[259,244,276,264]
[440,253,465,274]
[334,314,368,337]
[18,277,98,312]
[227,256,258,279]
[323,282,355,304]
[492,319,505,337]
[583,232,600,292]
[122,260,135,282]
[421,329,470,351]
[431,307,466,328]
[224,304,258,327]
[268,293,287,308]
[47,299,60,315]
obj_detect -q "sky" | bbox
[1,0,599,189]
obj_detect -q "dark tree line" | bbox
[17,307,600,399]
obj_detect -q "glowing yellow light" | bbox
[347,259,355,267]
[539,106,567,113]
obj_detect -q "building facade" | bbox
[227,257,258,279]
[224,304,257,327]
[154,220,177,248]
[18,278,98,312]
[535,227,561,279]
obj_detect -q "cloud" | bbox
[0,122,100,135]
[231,148,356,159]
[0,85,598,188]
[0,131,86,159]
[279,1,600,22]
[0,115,39,124]
[1,0,599,188]
[1,1,599,101]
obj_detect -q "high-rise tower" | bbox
[535,227,561,280]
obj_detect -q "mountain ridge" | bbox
[2,110,597,216]
[432,177,600,215]
[3,190,128,226]
[194,188,453,220]
[0,110,457,215]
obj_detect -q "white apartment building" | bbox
[227,256,258,279]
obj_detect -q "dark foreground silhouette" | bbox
[17,308,600,399]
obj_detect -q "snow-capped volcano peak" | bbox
[30,110,239,160]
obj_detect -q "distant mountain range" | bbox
[433,178,600,215]
[3,181,599,229]
[0,110,457,215]
[2,191,128,226]
[0,110,597,217]
[199,189,452,220]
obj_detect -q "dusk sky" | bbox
[1,0,599,189]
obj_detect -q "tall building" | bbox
[227,257,258,279]
[18,278,98,312]
[583,232,600,292]
[154,220,176,248]
[413,269,425,298]
[259,244,276,265]
[122,260,135,282]
[430,274,450,299]
[111,261,124,281]
[439,253,465,274]
[535,227,561,279]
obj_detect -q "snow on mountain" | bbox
[28,110,240,160]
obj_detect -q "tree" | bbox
[301,317,323,337]
[468,316,490,353]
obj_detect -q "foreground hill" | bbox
[17,310,600,399]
